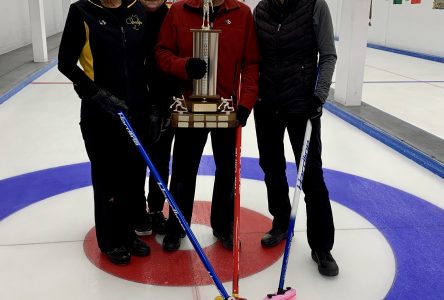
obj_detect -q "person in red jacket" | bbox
[155,0,259,251]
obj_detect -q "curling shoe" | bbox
[261,228,287,247]
[163,233,182,251]
[105,247,131,265]
[134,213,153,236]
[150,211,167,234]
[130,238,150,256]
[311,250,339,277]
[213,230,233,250]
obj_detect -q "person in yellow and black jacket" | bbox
[58,0,161,265]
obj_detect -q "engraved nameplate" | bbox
[193,115,205,121]
[178,115,190,121]
[194,122,205,128]
[192,103,218,112]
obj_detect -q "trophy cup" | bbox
[169,0,237,128]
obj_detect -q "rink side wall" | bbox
[1,0,443,59]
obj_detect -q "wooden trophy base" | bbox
[169,95,237,128]
[170,111,237,128]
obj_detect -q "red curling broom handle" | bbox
[233,125,242,298]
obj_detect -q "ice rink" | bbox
[0,36,443,300]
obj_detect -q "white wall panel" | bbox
[43,0,64,37]
[0,0,443,58]
[331,0,444,58]
[384,0,444,57]
[0,0,65,55]
[367,0,391,45]
[0,0,31,55]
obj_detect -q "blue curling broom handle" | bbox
[278,119,312,292]
[118,112,230,300]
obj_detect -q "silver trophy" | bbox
[170,0,236,128]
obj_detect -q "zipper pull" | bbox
[121,27,126,43]
[277,24,281,31]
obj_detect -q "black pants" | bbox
[254,104,335,251]
[146,126,175,212]
[80,105,147,252]
[166,127,236,236]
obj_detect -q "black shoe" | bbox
[105,247,131,265]
[130,238,150,256]
[150,211,167,234]
[163,233,181,251]
[134,213,152,236]
[261,228,287,247]
[213,230,234,250]
[311,250,339,277]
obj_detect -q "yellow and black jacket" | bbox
[58,0,154,113]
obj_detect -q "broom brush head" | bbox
[214,296,247,300]
[263,287,296,300]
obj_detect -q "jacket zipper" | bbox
[277,24,281,31]
[120,26,131,104]
[98,5,132,104]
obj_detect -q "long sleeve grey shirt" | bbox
[313,0,337,102]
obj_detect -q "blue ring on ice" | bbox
[0,156,443,299]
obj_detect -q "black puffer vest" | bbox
[254,0,318,113]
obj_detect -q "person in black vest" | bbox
[253,0,338,276]
[58,0,162,265]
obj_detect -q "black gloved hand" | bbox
[75,82,128,117]
[185,58,207,80]
[161,116,171,132]
[90,88,129,117]
[309,95,324,119]
[147,105,162,144]
[236,105,251,127]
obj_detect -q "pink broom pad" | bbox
[263,288,296,300]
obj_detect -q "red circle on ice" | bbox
[84,201,285,286]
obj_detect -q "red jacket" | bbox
[155,0,259,110]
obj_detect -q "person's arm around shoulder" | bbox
[313,0,337,103]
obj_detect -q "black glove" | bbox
[75,82,128,117]
[185,58,207,79]
[161,116,171,132]
[91,88,129,117]
[236,105,251,127]
[147,105,162,144]
[309,95,324,119]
